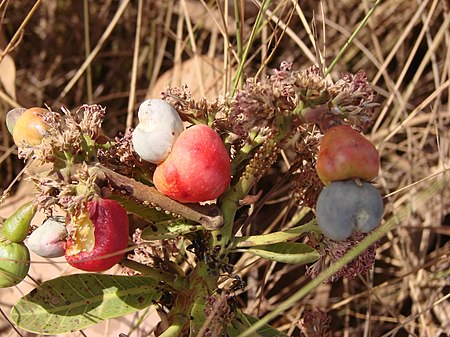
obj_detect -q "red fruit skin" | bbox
[316,125,380,185]
[65,199,129,272]
[153,124,231,203]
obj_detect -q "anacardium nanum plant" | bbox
[2,62,384,336]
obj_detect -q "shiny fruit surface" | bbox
[12,107,51,146]
[153,124,231,203]
[0,241,30,288]
[65,199,129,271]
[316,125,379,185]
[1,202,36,243]
[132,99,184,164]
[27,217,67,258]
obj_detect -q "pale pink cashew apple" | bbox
[132,99,184,164]
[27,217,67,258]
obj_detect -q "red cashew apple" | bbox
[65,199,129,271]
[316,125,380,185]
[153,124,231,203]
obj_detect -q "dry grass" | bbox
[0,0,449,336]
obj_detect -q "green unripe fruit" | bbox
[1,202,37,243]
[0,241,30,288]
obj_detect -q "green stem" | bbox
[230,132,266,176]
[232,221,318,248]
[231,0,272,96]
[160,260,217,337]
[121,259,186,292]
[214,116,295,258]
[233,0,243,78]
[325,0,382,76]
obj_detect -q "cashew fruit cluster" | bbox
[1,198,129,278]
[5,107,132,273]
[28,199,129,272]
[132,99,231,203]
[315,125,383,240]
[26,198,129,272]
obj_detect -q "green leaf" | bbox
[233,221,317,248]
[142,220,202,240]
[11,274,164,334]
[189,296,206,337]
[110,195,172,222]
[239,242,320,265]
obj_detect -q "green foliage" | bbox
[111,196,172,222]
[240,242,320,265]
[233,221,317,248]
[142,220,202,240]
[11,274,165,334]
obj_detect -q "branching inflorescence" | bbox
[3,62,382,336]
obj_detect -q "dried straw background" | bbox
[0,1,449,336]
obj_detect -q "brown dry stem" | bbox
[96,164,223,230]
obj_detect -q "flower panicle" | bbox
[326,70,378,132]
[22,104,118,214]
[77,104,106,139]
[97,129,148,176]
[291,130,323,208]
[30,161,99,214]
[305,232,378,282]
[161,85,227,127]
[228,61,300,139]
